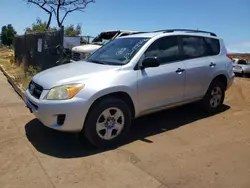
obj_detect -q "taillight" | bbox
[227,54,233,61]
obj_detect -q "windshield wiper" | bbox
[87,59,107,65]
[87,59,123,66]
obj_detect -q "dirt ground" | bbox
[0,72,250,188]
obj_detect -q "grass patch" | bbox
[0,48,14,59]
[0,58,39,90]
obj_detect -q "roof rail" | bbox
[153,29,217,37]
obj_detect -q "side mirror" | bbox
[141,57,160,69]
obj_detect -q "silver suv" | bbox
[25,29,235,148]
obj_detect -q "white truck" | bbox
[71,30,139,61]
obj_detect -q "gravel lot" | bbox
[0,72,250,188]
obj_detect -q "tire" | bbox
[83,97,132,148]
[244,73,250,78]
[201,79,225,113]
[242,72,247,78]
[234,72,242,77]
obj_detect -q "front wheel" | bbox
[201,80,225,113]
[83,97,132,148]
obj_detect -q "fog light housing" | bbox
[57,114,66,126]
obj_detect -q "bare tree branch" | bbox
[25,0,95,28]
[25,0,53,29]
[60,7,79,26]
[59,0,94,26]
[56,0,61,28]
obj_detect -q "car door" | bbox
[137,36,186,113]
[180,35,216,100]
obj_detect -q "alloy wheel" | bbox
[96,107,125,140]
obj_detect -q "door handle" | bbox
[209,62,216,67]
[176,68,185,74]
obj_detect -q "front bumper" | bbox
[25,89,91,132]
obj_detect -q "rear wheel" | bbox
[201,80,225,113]
[83,97,131,148]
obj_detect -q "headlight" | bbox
[46,84,84,100]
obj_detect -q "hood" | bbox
[32,61,121,89]
[72,44,102,53]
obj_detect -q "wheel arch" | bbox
[87,90,136,119]
[211,74,228,90]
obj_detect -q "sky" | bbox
[0,0,250,53]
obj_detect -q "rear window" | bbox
[238,60,247,65]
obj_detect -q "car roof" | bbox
[121,32,163,38]
[121,30,219,39]
[102,30,139,33]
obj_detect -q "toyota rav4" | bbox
[25,29,235,148]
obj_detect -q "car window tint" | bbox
[238,60,247,65]
[144,36,179,64]
[181,36,210,59]
[204,37,220,55]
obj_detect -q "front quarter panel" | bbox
[76,68,139,115]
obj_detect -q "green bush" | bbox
[26,65,41,77]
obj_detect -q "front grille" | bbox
[72,52,81,61]
[29,81,43,99]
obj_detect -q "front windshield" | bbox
[87,37,149,65]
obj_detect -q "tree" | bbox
[1,26,8,45]
[25,0,53,29]
[64,24,81,36]
[25,0,95,28]
[25,18,57,33]
[25,18,81,36]
[1,24,17,46]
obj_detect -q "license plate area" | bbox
[26,99,38,113]
[26,101,33,113]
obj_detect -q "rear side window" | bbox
[181,36,220,60]
[181,36,207,59]
[204,37,220,55]
[144,36,179,64]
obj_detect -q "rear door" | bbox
[180,35,219,100]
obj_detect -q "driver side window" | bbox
[144,36,180,64]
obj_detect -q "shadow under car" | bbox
[25,103,230,158]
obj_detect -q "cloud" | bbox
[226,47,248,54]
[226,41,250,54]
[242,42,250,47]
[226,48,241,53]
